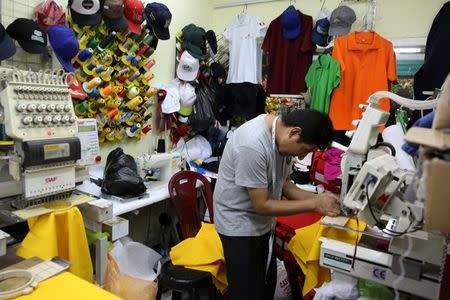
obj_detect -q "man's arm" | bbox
[248,187,340,217]
[282,177,319,200]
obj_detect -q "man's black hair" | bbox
[281,109,334,149]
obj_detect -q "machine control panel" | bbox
[0,82,78,140]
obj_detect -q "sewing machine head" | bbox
[137,152,181,187]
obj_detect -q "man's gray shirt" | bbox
[214,115,291,237]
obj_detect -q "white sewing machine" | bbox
[319,89,447,299]
[136,152,182,188]
[0,68,99,231]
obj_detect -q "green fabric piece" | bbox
[86,230,114,252]
[305,54,341,113]
[358,279,394,300]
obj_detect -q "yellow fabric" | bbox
[170,222,227,293]
[16,272,121,300]
[16,207,93,282]
[288,218,366,296]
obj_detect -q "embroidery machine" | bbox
[0,68,100,246]
[319,87,447,299]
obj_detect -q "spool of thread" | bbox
[126,96,143,110]
[118,74,128,83]
[142,73,155,84]
[121,53,134,65]
[77,48,93,63]
[114,129,125,140]
[100,84,114,97]
[143,100,153,108]
[142,124,152,134]
[75,101,89,114]
[127,87,139,99]
[87,88,100,98]
[143,112,152,121]
[118,88,127,98]
[118,40,130,54]
[136,45,149,57]
[142,47,155,59]
[144,59,156,70]
[107,108,119,120]
[125,113,138,126]
[102,53,114,66]
[105,131,115,142]
[128,71,140,82]
[136,30,149,43]
[129,43,139,54]
[143,34,154,45]
[86,38,98,49]
[138,107,147,116]
[95,65,104,74]
[131,57,140,67]
[83,62,96,75]
[127,123,141,137]
[98,31,116,50]
[83,77,102,92]
[100,67,114,81]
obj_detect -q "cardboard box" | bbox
[424,158,450,234]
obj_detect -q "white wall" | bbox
[0,0,213,161]
[211,0,447,40]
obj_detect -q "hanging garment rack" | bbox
[214,0,294,9]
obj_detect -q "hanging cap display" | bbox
[48,25,79,72]
[182,24,206,59]
[312,18,330,47]
[329,5,356,37]
[69,0,102,26]
[124,0,144,34]
[6,18,47,54]
[102,0,128,31]
[176,51,199,82]
[34,0,66,32]
[0,23,16,60]
[281,5,301,40]
[179,82,196,116]
[144,2,171,40]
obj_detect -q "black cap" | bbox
[6,19,47,54]
[69,0,102,26]
[0,23,16,60]
[205,30,217,54]
[144,2,171,40]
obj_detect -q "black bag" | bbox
[100,147,146,196]
[189,79,216,133]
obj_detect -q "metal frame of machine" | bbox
[320,90,447,299]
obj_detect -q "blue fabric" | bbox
[402,111,435,156]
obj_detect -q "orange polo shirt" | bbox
[329,32,397,130]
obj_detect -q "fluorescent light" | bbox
[394,47,422,54]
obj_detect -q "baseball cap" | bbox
[124,0,144,34]
[329,6,356,37]
[144,2,171,40]
[48,25,79,72]
[160,84,180,114]
[34,0,66,32]
[281,5,301,40]
[312,18,330,47]
[69,0,102,26]
[179,83,196,116]
[182,24,206,59]
[176,51,199,82]
[0,23,16,60]
[6,19,47,54]
[205,30,217,54]
[102,0,128,31]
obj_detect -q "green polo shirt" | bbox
[305,54,340,113]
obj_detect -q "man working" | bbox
[214,109,341,300]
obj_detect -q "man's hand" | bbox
[314,192,341,217]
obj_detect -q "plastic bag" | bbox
[189,79,216,133]
[100,147,146,196]
[105,253,158,300]
[274,259,293,300]
[34,0,66,32]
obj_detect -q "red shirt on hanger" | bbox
[262,10,314,95]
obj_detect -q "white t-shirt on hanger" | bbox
[223,13,267,84]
